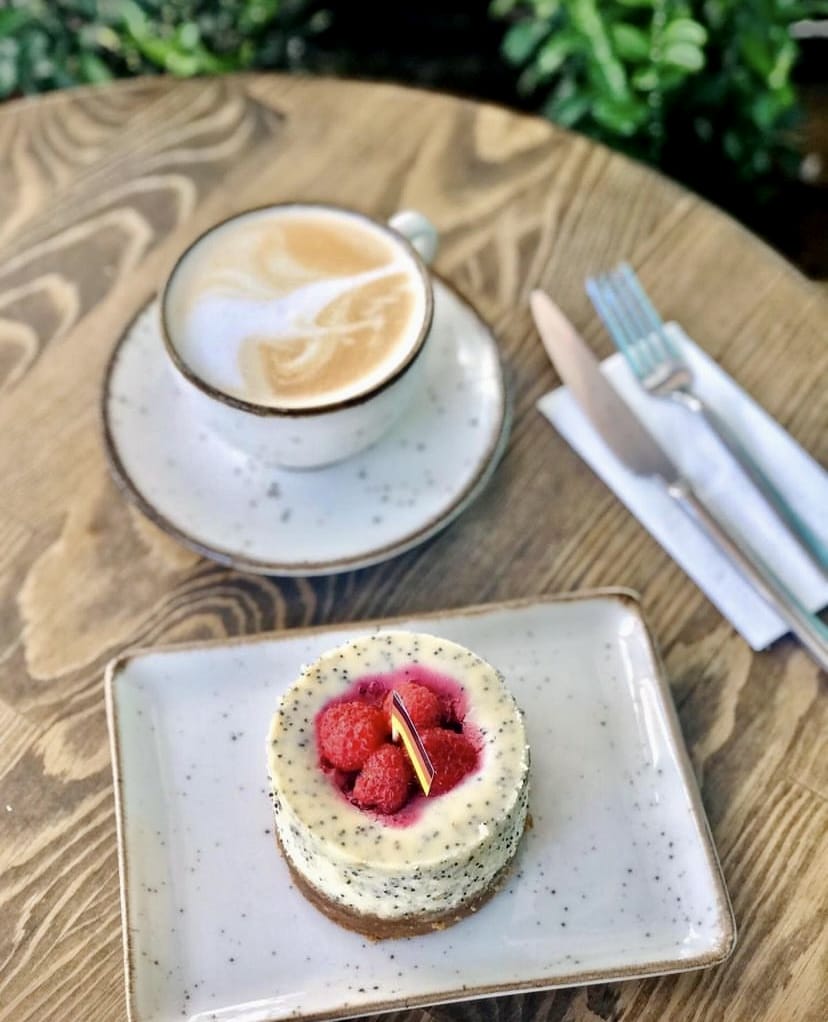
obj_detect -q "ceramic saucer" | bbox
[102,280,508,575]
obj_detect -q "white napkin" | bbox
[537,324,828,650]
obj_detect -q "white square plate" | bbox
[106,591,735,1022]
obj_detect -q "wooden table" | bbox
[0,74,825,1022]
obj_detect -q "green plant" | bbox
[0,0,328,96]
[492,0,827,189]
[1,1,825,217]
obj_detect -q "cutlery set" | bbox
[531,268,828,671]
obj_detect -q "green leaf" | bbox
[118,0,149,39]
[657,67,687,91]
[751,92,781,131]
[130,33,178,67]
[592,95,649,135]
[490,0,519,14]
[79,51,114,83]
[126,33,196,75]
[240,0,283,28]
[543,89,591,127]
[502,21,547,65]
[543,91,588,126]
[661,41,704,72]
[535,33,577,77]
[570,0,631,101]
[740,32,773,78]
[768,38,796,90]
[610,23,650,62]
[176,23,201,51]
[493,0,559,14]
[0,53,18,97]
[517,64,541,96]
[568,0,604,39]
[776,82,796,112]
[0,8,30,39]
[632,66,659,91]
[702,1,727,30]
[82,24,122,54]
[662,18,707,48]
[536,0,561,16]
[168,52,202,76]
[750,84,796,129]
[585,53,630,103]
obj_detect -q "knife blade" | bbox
[530,288,828,670]
[530,290,679,483]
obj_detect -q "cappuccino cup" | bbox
[160,203,439,469]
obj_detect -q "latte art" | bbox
[164,208,428,409]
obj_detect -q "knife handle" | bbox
[673,390,828,575]
[668,479,828,671]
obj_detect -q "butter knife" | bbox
[530,289,828,671]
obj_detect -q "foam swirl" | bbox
[166,209,426,408]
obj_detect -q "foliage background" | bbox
[0,0,826,260]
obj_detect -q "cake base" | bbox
[275,828,521,940]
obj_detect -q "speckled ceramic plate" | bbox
[102,280,507,575]
[106,591,735,1022]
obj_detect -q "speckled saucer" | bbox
[102,280,507,575]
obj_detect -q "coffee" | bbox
[164,206,429,409]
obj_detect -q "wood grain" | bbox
[0,74,825,1022]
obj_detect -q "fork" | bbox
[586,263,828,575]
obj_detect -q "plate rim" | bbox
[100,278,509,576]
[105,588,736,1022]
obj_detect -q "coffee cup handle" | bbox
[388,210,439,266]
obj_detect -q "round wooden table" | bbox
[0,75,825,1022]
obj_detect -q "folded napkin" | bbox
[537,324,828,650]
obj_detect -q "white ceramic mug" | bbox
[160,204,439,469]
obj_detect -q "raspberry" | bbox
[420,728,478,795]
[317,701,388,771]
[384,681,444,731]
[352,744,413,814]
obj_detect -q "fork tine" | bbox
[605,267,662,370]
[600,272,657,375]
[617,264,682,362]
[585,275,649,380]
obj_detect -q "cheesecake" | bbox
[267,631,530,938]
